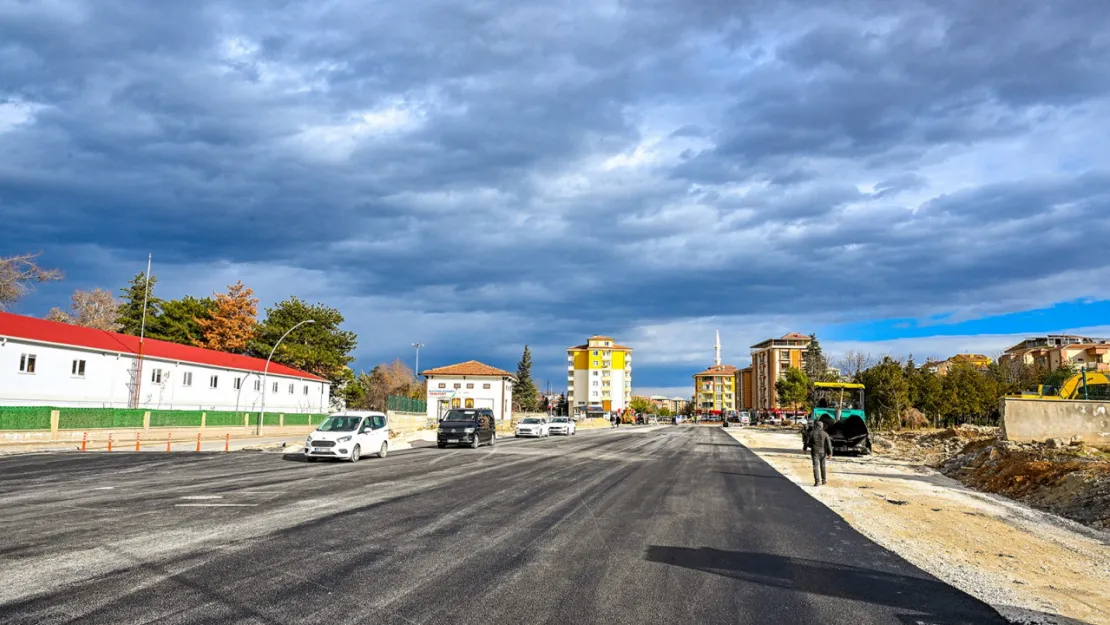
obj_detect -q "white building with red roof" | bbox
[420,360,515,422]
[0,311,329,412]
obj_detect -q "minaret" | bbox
[714,329,721,366]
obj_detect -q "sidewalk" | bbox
[725,426,1110,625]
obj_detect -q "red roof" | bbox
[568,343,633,350]
[0,311,326,381]
[421,360,513,377]
[693,364,739,377]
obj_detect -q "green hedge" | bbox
[58,409,145,430]
[0,406,52,430]
[204,411,247,427]
[148,410,205,428]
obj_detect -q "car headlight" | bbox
[464,427,476,433]
[337,435,352,443]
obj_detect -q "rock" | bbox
[989,447,1001,461]
[1046,438,1064,449]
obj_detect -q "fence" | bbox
[0,406,327,430]
[387,396,427,413]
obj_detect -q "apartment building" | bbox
[999,335,1110,372]
[928,354,992,376]
[567,335,632,418]
[750,333,811,410]
[737,366,754,410]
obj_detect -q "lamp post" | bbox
[259,319,315,435]
[412,343,424,376]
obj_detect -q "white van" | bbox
[304,411,389,462]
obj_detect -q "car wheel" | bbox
[350,445,361,463]
[488,432,495,447]
[470,435,480,449]
[378,442,388,458]
[437,442,447,449]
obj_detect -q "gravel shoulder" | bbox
[725,426,1110,625]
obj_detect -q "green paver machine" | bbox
[803,382,872,455]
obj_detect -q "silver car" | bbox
[547,416,576,436]
[515,417,549,438]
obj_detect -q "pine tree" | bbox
[515,345,540,412]
[195,281,259,352]
[117,272,162,336]
[803,334,829,381]
[775,366,810,413]
[149,296,215,345]
[557,393,569,416]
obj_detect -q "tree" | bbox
[194,281,259,352]
[837,350,873,380]
[0,253,63,311]
[514,345,540,412]
[942,362,997,426]
[775,367,810,414]
[47,288,121,331]
[149,296,215,345]
[629,396,652,414]
[857,357,908,431]
[557,393,569,416]
[682,400,695,417]
[346,360,419,411]
[117,272,161,336]
[804,334,830,382]
[248,297,357,408]
[658,406,673,417]
[1042,363,1077,392]
[913,369,944,428]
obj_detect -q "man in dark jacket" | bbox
[807,421,833,486]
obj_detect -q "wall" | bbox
[1,337,329,412]
[1002,397,1110,445]
[425,375,513,422]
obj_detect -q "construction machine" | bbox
[1012,371,1110,400]
[803,382,872,455]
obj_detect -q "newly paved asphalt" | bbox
[0,426,1007,625]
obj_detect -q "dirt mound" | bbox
[875,425,1110,530]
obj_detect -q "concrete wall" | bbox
[1002,397,1110,445]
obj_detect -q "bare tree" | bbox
[0,253,63,311]
[46,288,122,331]
[837,350,873,379]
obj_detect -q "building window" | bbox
[592,371,599,377]
[483,383,491,389]
[454,383,462,389]
[438,383,446,389]
[303,385,309,395]
[466,383,474,389]
[593,381,599,386]
[209,375,219,389]
[272,382,279,393]
[605,342,610,346]
[151,368,164,384]
[18,353,37,373]
[183,372,193,387]
[71,359,86,377]
[592,391,599,397]
[593,350,599,356]
[288,383,294,394]
[233,377,242,390]
[254,379,261,391]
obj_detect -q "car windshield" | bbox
[552,417,569,423]
[442,410,479,422]
[521,418,542,424]
[317,416,361,432]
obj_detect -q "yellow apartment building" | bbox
[567,335,632,418]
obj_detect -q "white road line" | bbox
[238,491,283,495]
[93,487,115,490]
[174,503,256,508]
[179,495,224,500]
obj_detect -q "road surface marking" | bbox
[179,495,224,500]
[174,503,256,508]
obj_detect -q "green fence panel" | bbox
[281,413,326,426]
[148,410,204,428]
[0,406,53,430]
[58,408,145,430]
[387,396,427,413]
[204,411,247,427]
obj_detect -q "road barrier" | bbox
[225,433,229,452]
[81,432,87,452]
[0,406,326,431]
[107,433,113,452]
[196,433,201,452]
[135,432,141,452]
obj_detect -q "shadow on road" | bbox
[643,546,1009,625]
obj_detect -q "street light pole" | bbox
[259,319,316,436]
[412,343,424,375]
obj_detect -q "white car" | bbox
[515,417,549,438]
[738,411,751,426]
[548,416,576,436]
[305,412,389,462]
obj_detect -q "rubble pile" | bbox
[875,425,1110,530]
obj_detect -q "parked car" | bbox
[515,417,549,438]
[437,408,497,448]
[739,411,751,426]
[548,416,576,436]
[305,412,389,462]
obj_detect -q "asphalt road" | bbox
[0,426,1007,625]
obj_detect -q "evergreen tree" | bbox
[775,366,810,414]
[557,392,568,416]
[857,357,909,431]
[514,345,540,412]
[149,296,215,345]
[117,271,162,336]
[804,334,830,381]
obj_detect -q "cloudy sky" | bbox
[3,0,1109,397]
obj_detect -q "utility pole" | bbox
[412,343,425,376]
[130,254,153,409]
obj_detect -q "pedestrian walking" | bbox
[807,421,833,486]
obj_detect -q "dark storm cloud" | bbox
[2,0,1109,386]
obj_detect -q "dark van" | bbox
[437,408,497,449]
